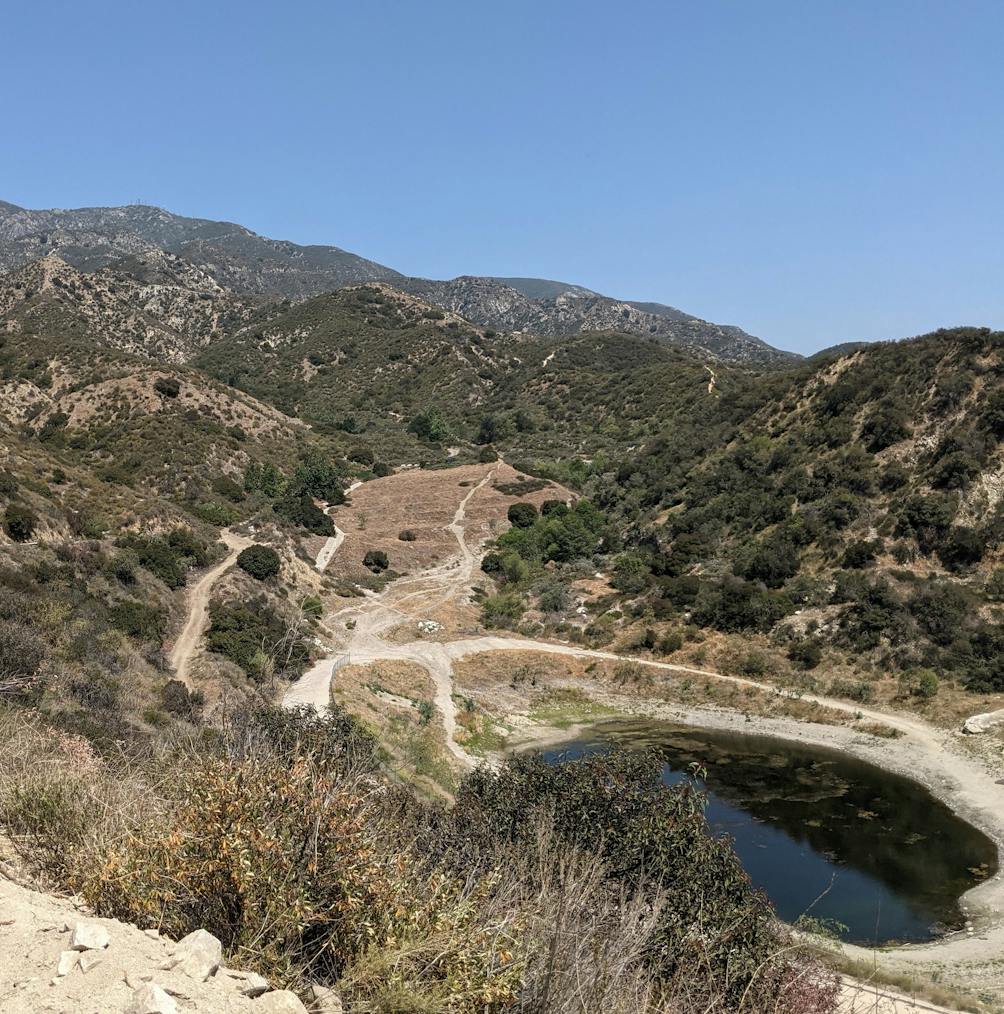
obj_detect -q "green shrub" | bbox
[408,408,450,443]
[828,678,874,703]
[398,529,417,541]
[480,551,503,574]
[108,600,165,641]
[153,376,181,398]
[237,545,281,581]
[273,490,333,536]
[481,592,525,628]
[444,750,788,1009]
[658,631,684,654]
[162,679,204,718]
[900,667,939,699]
[206,599,310,681]
[363,550,388,573]
[787,639,822,670]
[507,502,538,529]
[119,529,209,589]
[4,505,36,543]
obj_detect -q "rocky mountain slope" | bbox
[0,200,791,363]
[399,275,786,364]
[0,251,254,363]
[0,200,403,297]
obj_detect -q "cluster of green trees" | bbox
[243,451,345,536]
[480,499,608,629]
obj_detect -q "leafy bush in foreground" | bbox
[442,749,787,1009]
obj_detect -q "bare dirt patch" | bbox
[323,461,570,585]
[331,660,457,795]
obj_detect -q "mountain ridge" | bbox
[0,199,793,364]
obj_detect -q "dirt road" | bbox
[314,481,362,572]
[169,529,253,686]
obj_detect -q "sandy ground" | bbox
[0,871,267,1012]
[168,529,253,687]
[320,461,567,584]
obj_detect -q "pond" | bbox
[540,720,998,944]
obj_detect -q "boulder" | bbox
[256,990,310,1013]
[69,921,110,951]
[161,927,222,981]
[125,983,179,1014]
[962,711,1004,734]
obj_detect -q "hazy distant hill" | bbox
[0,200,794,364]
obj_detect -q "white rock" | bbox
[224,968,271,997]
[306,983,344,1013]
[55,950,78,976]
[125,983,179,1014]
[79,952,104,973]
[69,921,110,951]
[962,711,1004,734]
[125,970,154,990]
[163,927,222,981]
[256,989,309,1013]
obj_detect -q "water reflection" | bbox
[541,721,997,944]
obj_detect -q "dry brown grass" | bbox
[452,649,902,738]
[325,462,572,584]
[331,660,458,794]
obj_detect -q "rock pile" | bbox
[1,874,341,1012]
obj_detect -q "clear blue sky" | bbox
[4,0,1003,353]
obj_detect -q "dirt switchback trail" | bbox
[169,529,253,686]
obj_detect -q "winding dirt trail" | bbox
[169,529,253,686]
[285,468,497,766]
[314,481,362,572]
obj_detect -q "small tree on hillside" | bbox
[4,506,36,543]
[237,544,281,581]
[507,503,538,529]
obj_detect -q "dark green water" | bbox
[541,721,998,945]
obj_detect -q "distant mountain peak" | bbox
[0,198,795,364]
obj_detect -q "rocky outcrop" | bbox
[962,710,1004,734]
[0,873,326,1012]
